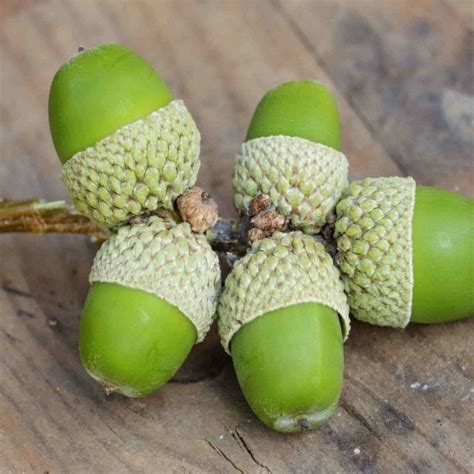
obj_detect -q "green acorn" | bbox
[49,43,200,228]
[334,177,474,326]
[218,232,350,432]
[233,80,348,233]
[80,217,221,397]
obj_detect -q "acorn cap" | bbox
[233,136,348,233]
[62,100,200,228]
[334,176,416,327]
[218,231,350,353]
[89,216,221,342]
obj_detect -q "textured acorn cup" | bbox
[218,232,350,432]
[233,80,348,233]
[49,43,201,228]
[334,177,474,327]
[80,217,221,397]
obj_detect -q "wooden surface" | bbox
[1,0,473,472]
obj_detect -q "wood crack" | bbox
[1,327,18,344]
[1,283,34,299]
[16,308,35,319]
[205,439,243,473]
[1,282,67,309]
[229,426,272,473]
[339,400,380,438]
[345,373,467,472]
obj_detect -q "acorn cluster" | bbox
[50,44,221,397]
[49,44,473,432]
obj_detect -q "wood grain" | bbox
[0,1,473,472]
[278,0,474,195]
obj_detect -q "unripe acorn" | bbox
[80,217,221,396]
[218,232,350,432]
[334,177,474,326]
[49,43,201,228]
[233,80,349,233]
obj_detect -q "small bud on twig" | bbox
[248,228,267,243]
[250,210,285,232]
[248,208,286,242]
[177,187,219,233]
[249,194,271,216]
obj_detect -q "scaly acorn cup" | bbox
[218,232,350,432]
[334,177,474,326]
[233,80,349,233]
[49,43,200,228]
[80,217,221,397]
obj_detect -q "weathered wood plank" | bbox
[278,0,474,196]
[444,0,474,31]
[0,0,35,21]
[1,0,472,472]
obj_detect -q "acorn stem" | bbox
[0,198,107,239]
[0,197,249,254]
[0,197,336,261]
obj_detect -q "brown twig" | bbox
[0,199,107,238]
[0,198,250,256]
[0,196,335,261]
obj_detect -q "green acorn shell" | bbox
[334,177,416,327]
[218,231,350,353]
[89,216,221,341]
[62,100,200,228]
[233,136,348,233]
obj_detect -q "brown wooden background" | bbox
[1,0,473,472]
